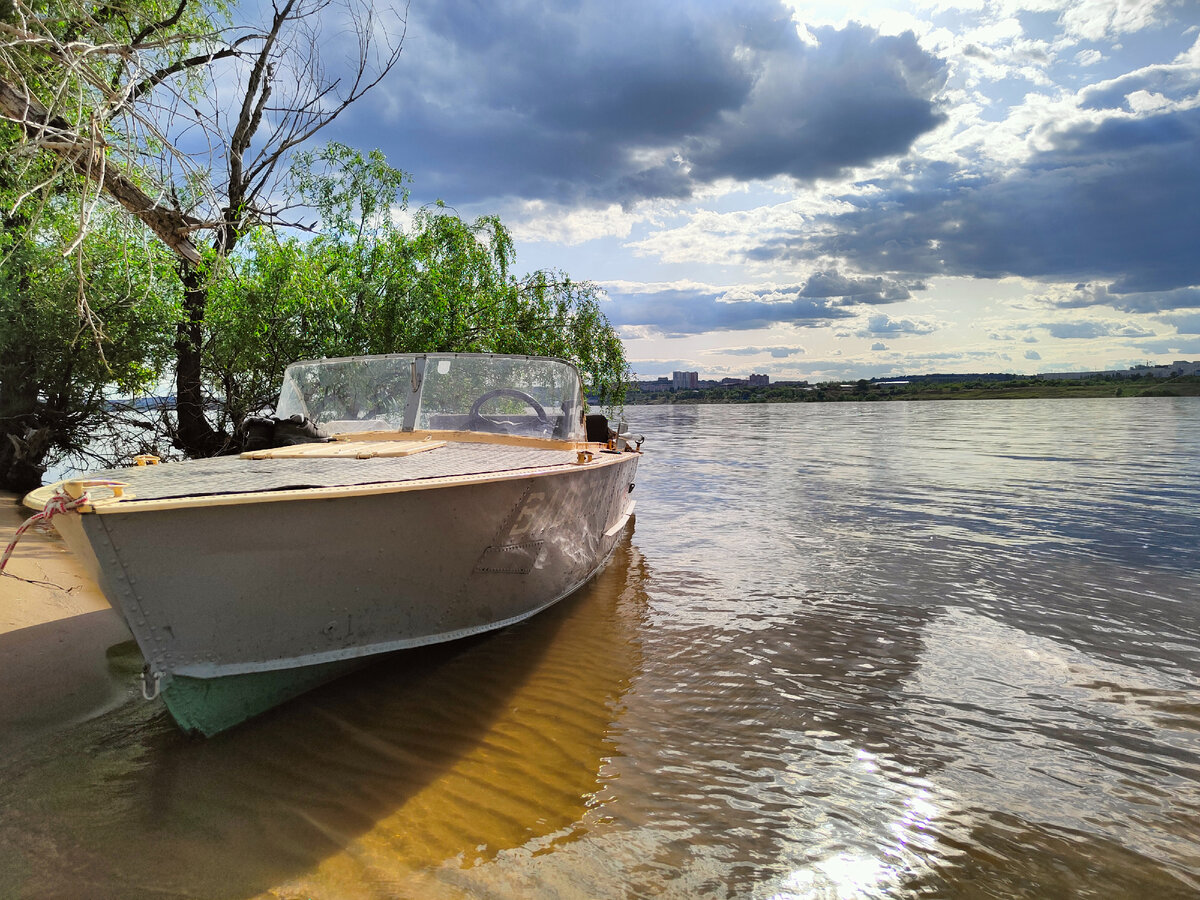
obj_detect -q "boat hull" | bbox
[67,453,638,735]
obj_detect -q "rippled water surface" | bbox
[2,398,1199,898]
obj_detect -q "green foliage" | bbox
[0,165,178,488]
[291,142,411,241]
[199,152,629,430]
[203,229,353,431]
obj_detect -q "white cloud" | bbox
[1058,0,1174,41]
[859,313,940,336]
[508,201,638,245]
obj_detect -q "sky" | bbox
[328,0,1200,382]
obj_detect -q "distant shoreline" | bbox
[626,375,1200,405]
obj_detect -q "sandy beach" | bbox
[0,491,133,744]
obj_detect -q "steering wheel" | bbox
[467,388,550,433]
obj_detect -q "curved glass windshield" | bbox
[276,354,585,441]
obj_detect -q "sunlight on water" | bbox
[2,398,1199,898]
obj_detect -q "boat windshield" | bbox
[276,354,585,441]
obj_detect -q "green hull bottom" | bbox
[162,658,370,737]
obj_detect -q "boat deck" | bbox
[65,443,583,503]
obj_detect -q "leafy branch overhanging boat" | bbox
[18,353,642,736]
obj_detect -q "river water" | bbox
[1,398,1199,898]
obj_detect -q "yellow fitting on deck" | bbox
[63,479,129,502]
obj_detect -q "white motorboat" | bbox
[20,353,642,735]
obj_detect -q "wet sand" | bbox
[0,492,133,745]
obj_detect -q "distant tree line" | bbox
[630,374,1200,406]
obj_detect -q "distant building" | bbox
[1137,360,1200,377]
[672,370,699,390]
[1038,360,1200,381]
[748,373,769,387]
[635,377,672,393]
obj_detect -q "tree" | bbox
[196,146,629,428]
[201,211,630,430]
[0,151,177,490]
[0,0,405,456]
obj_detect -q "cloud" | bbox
[715,345,807,358]
[346,4,947,206]
[749,104,1200,306]
[1024,349,1042,360]
[1045,282,1200,313]
[682,24,948,186]
[871,341,888,350]
[1042,321,1156,339]
[1059,0,1176,42]
[1157,312,1200,334]
[1079,60,1200,112]
[798,270,925,305]
[859,314,938,336]
[604,284,855,336]
[1133,336,1200,355]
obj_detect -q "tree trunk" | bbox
[173,264,225,457]
[0,427,53,493]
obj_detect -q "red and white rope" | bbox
[0,482,123,575]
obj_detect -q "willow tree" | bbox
[205,213,632,419]
[197,148,631,424]
[0,0,405,457]
[294,146,630,405]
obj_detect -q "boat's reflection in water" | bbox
[0,531,648,899]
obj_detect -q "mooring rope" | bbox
[0,482,124,575]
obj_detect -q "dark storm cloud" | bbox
[603,285,854,337]
[754,105,1200,307]
[684,24,947,185]
[344,2,946,205]
[1048,283,1200,313]
[798,270,924,304]
[601,268,914,338]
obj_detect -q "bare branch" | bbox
[0,76,203,264]
[126,42,241,105]
[127,0,188,48]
